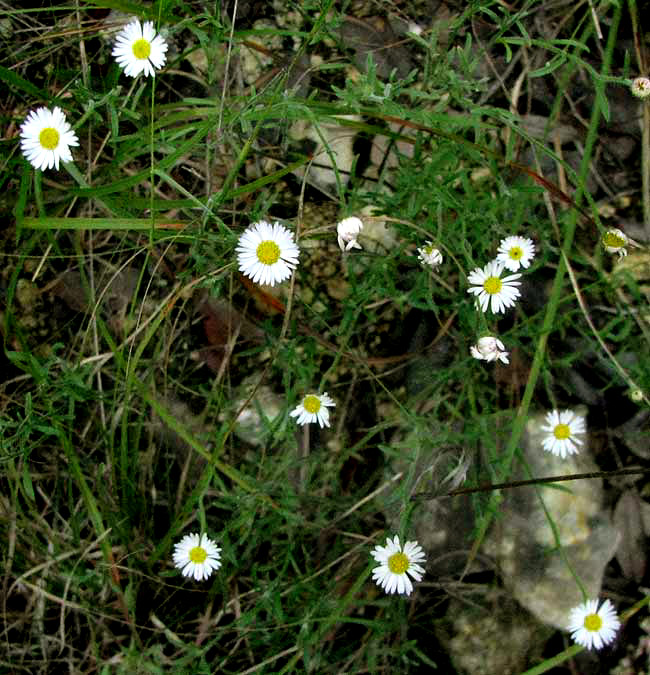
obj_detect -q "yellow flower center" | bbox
[424,245,434,254]
[483,276,502,295]
[388,552,409,574]
[584,613,603,632]
[257,240,281,265]
[39,127,60,150]
[189,546,207,564]
[303,395,321,414]
[508,246,523,260]
[553,423,571,440]
[132,38,152,60]
[602,232,625,249]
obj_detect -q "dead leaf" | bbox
[195,292,264,373]
[617,409,650,460]
[614,490,647,583]
[51,268,138,325]
[518,114,580,145]
[340,16,414,79]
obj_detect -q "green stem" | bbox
[629,0,650,238]
[521,645,583,675]
[641,101,650,240]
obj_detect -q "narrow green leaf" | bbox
[22,461,35,501]
[21,217,191,230]
[14,164,31,238]
[0,65,45,99]
[81,0,153,16]
[71,121,211,198]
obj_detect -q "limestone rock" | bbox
[485,409,620,629]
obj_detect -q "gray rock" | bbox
[440,592,549,675]
[485,409,620,629]
[223,376,285,448]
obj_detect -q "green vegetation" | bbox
[2,1,649,672]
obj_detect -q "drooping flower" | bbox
[417,241,443,268]
[496,235,536,272]
[631,76,650,99]
[112,19,168,78]
[470,336,509,364]
[337,217,363,252]
[236,220,300,286]
[19,107,79,171]
[541,409,586,458]
[371,535,426,596]
[568,598,620,650]
[602,228,628,258]
[467,260,521,313]
[172,533,221,581]
[289,393,335,428]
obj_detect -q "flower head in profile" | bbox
[467,260,521,313]
[631,76,650,99]
[541,409,585,458]
[337,217,363,252]
[568,598,620,650]
[172,533,221,581]
[602,228,628,258]
[20,107,79,171]
[417,241,443,268]
[496,235,536,272]
[371,535,426,596]
[236,220,300,286]
[470,336,509,364]
[290,392,335,428]
[112,19,168,78]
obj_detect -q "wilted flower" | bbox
[417,241,443,268]
[602,228,628,257]
[631,76,650,99]
[629,388,644,403]
[337,217,363,252]
[470,336,509,364]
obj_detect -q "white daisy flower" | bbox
[371,535,426,596]
[602,228,628,257]
[337,216,363,252]
[112,19,168,78]
[417,241,443,268]
[172,532,221,581]
[470,336,509,364]
[631,76,650,99]
[236,220,300,286]
[541,409,586,458]
[495,235,536,272]
[289,392,335,428]
[467,260,521,313]
[568,598,620,650]
[19,107,79,171]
